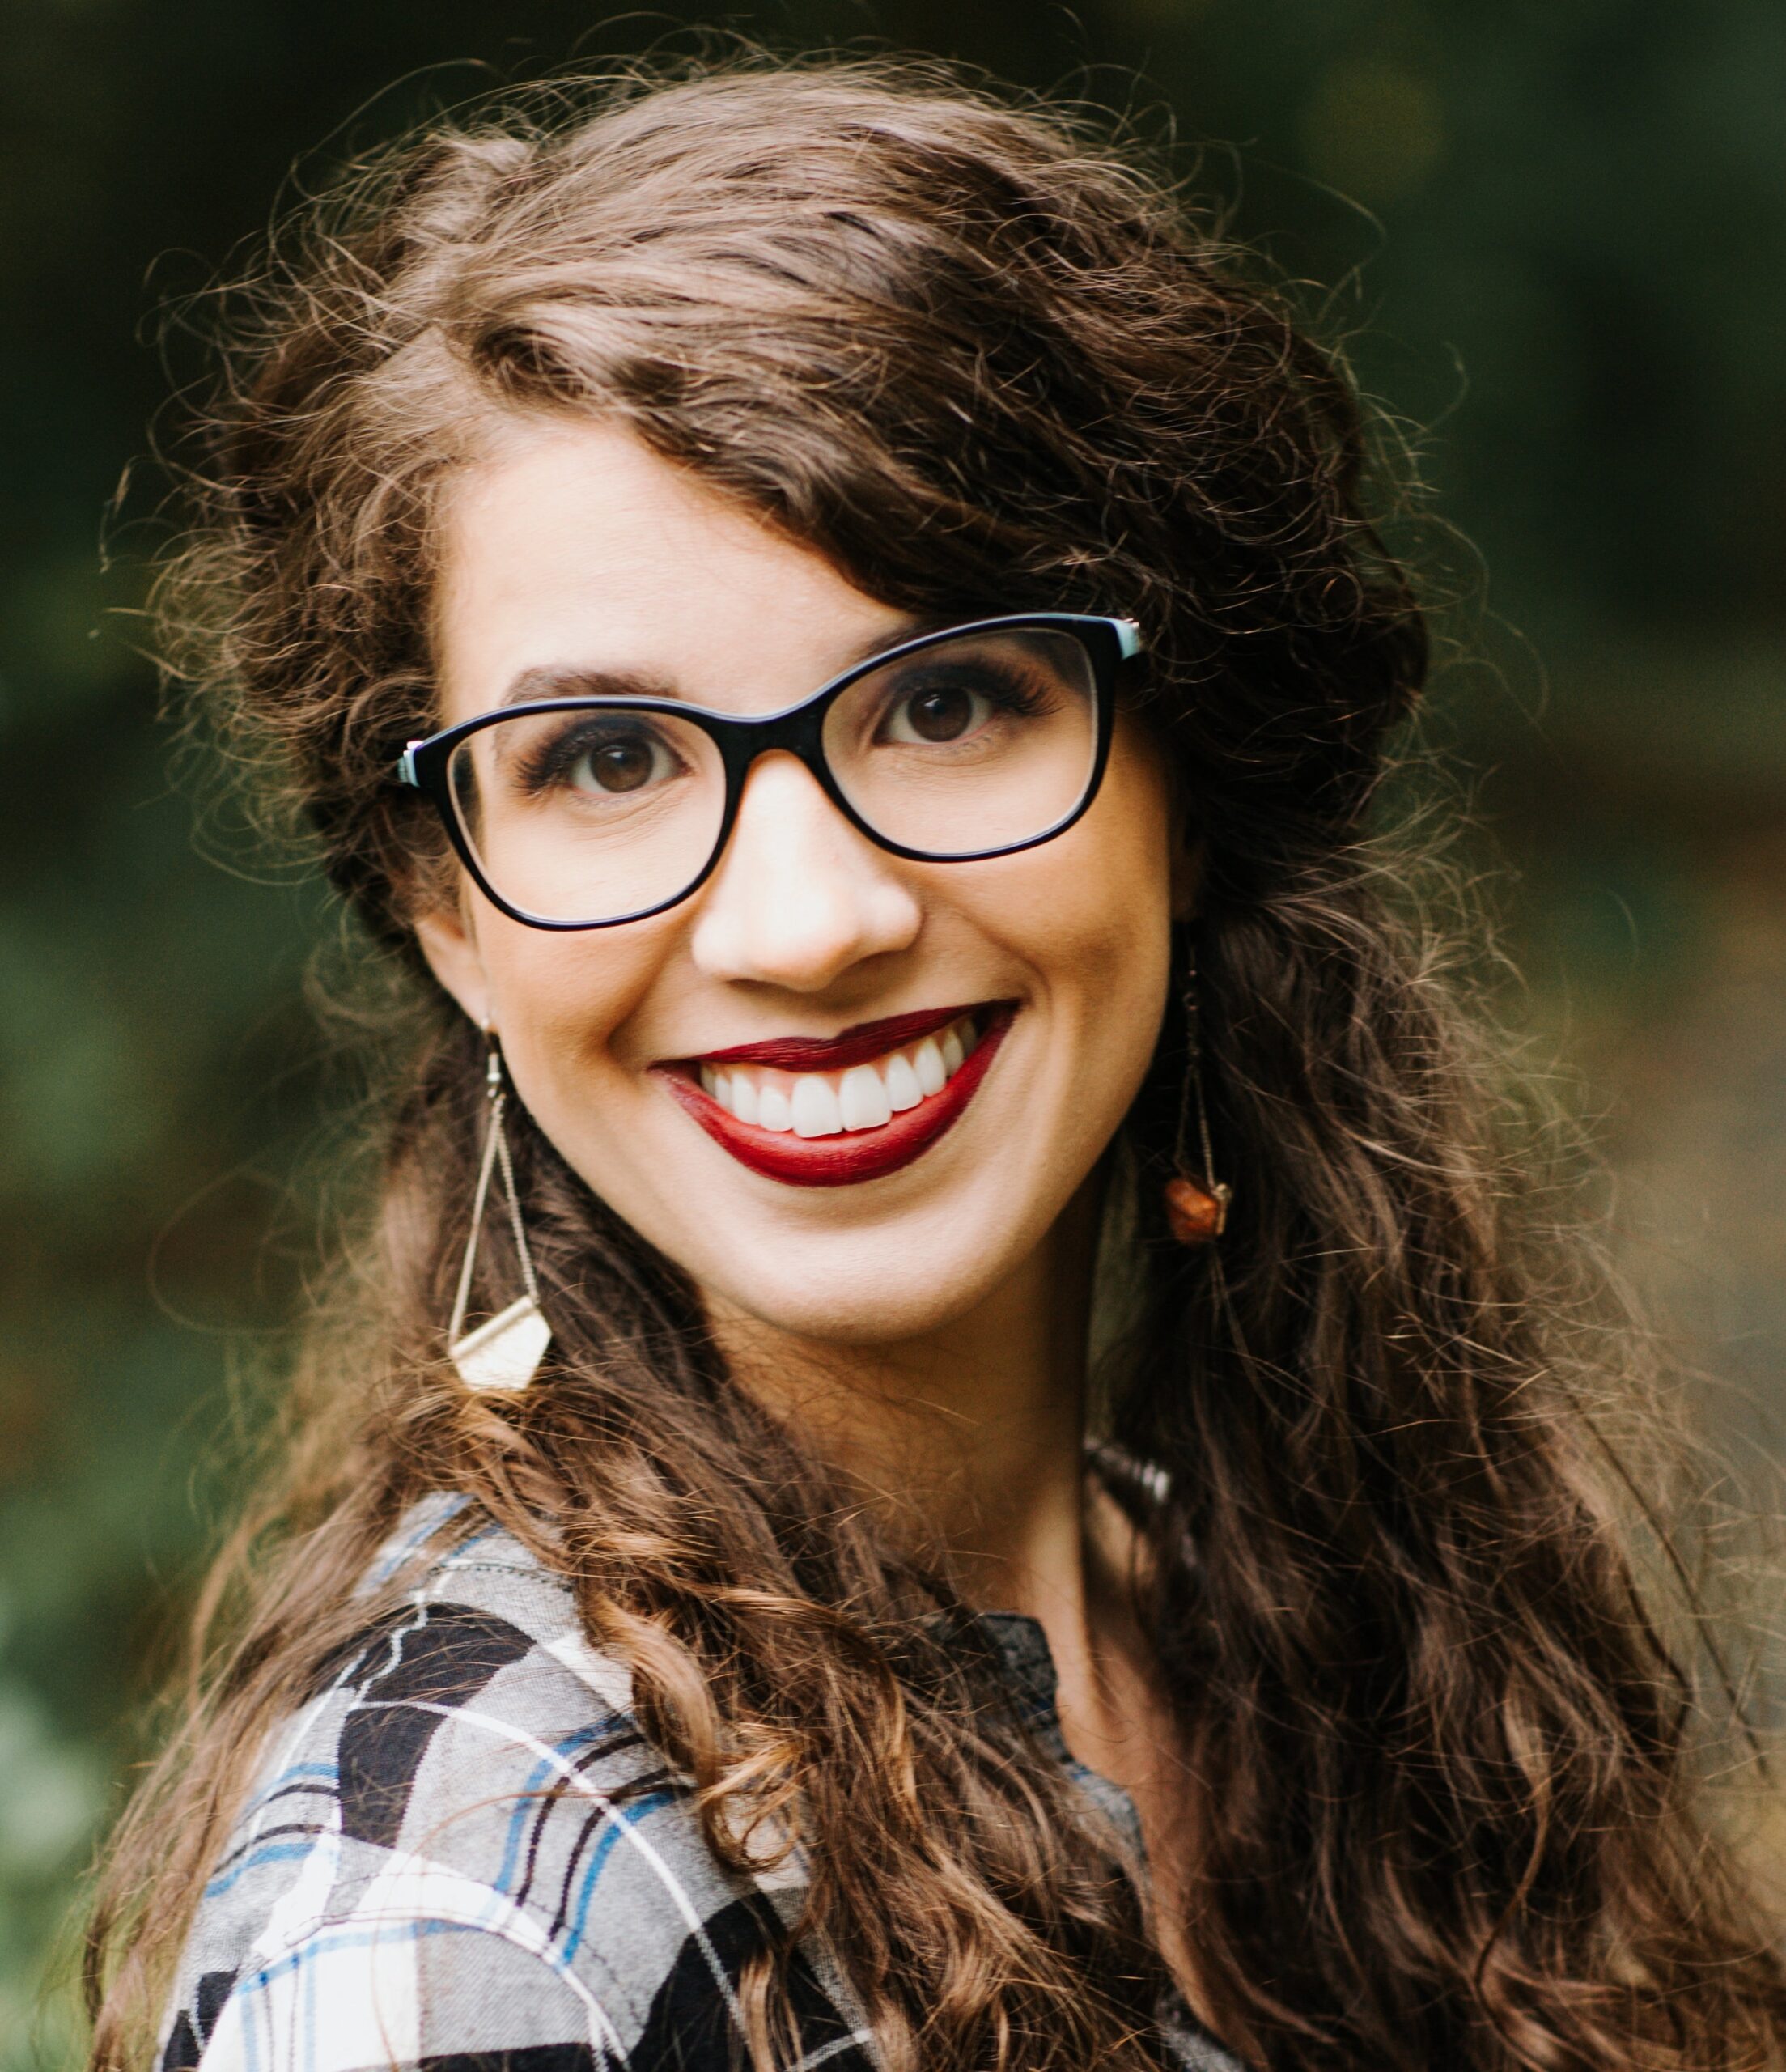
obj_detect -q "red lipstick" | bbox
[677,1004,978,1075]
[658,1005,1014,1188]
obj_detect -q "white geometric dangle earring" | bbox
[447,1034,553,1392]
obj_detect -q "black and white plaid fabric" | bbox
[159,1494,1243,2071]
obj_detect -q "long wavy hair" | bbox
[87,55,1785,2072]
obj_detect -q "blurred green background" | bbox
[2,0,1783,2061]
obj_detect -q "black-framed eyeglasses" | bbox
[395,611,1142,930]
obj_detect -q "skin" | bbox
[415,419,1198,1945]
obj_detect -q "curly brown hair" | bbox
[86,53,1786,2072]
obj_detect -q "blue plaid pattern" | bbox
[159,1494,1242,2071]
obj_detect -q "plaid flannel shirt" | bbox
[159,1493,1244,2072]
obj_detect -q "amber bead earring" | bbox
[1163,953,1232,1246]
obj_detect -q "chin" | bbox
[674,1225,1022,1348]
[706,1267,997,1349]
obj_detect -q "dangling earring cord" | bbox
[1164,952,1232,1247]
[448,1036,553,1391]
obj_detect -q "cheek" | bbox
[959,732,1177,1112]
[477,919,663,1098]
[1015,732,1176,990]
[1056,746,1177,1091]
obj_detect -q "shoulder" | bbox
[160,1498,873,2072]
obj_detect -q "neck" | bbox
[706,1179,1167,1848]
[707,1183,1101,1622]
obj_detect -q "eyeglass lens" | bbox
[444,626,1099,926]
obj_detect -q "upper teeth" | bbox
[698,1014,981,1137]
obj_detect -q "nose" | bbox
[687,752,922,991]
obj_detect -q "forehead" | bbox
[430,417,914,724]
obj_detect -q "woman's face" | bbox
[418,420,1181,1346]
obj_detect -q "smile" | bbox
[656,1003,1016,1187]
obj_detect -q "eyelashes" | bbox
[516,717,692,798]
[864,660,1058,752]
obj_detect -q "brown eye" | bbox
[893,684,979,743]
[545,721,685,799]
[580,737,657,792]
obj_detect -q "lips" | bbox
[656,1003,1016,1187]
[694,1003,976,1074]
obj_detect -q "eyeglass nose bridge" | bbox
[706,684,856,822]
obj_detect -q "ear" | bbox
[412,890,494,1030]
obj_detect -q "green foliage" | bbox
[0,1,1780,2061]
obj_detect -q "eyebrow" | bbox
[497,664,678,709]
[490,618,944,712]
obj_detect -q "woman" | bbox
[86,57,1784,2072]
